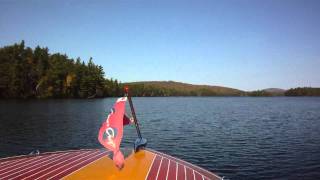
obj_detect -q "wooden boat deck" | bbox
[0,148,221,180]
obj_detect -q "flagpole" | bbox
[125,87,142,139]
[124,87,147,151]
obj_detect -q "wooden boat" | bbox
[0,148,222,180]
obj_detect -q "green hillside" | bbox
[246,88,286,96]
[124,81,244,96]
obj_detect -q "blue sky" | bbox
[1,0,319,90]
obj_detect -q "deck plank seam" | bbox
[147,149,221,180]
[59,150,110,179]
[0,157,28,167]
[0,148,97,162]
[23,150,94,179]
[176,162,178,180]
[1,153,69,179]
[193,169,196,180]
[145,154,156,180]
[184,165,187,180]
[0,155,45,173]
[0,153,62,176]
[155,156,163,180]
[165,159,171,180]
[35,150,100,180]
[48,150,108,179]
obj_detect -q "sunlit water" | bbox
[1,97,320,179]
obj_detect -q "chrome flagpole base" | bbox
[134,138,147,152]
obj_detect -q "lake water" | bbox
[1,97,320,179]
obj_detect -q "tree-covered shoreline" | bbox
[1,42,319,99]
[0,41,122,98]
[285,87,320,96]
[123,82,320,97]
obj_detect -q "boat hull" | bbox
[0,148,221,180]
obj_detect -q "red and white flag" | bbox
[98,97,127,168]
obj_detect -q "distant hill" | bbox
[247,88,285,97]
[263,88,286,93]
[262,88,286,96]
[123,81,244,96]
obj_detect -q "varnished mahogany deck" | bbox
[0,149,221,180]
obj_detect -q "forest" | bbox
[285,87,320,96]
[0,41,122,98]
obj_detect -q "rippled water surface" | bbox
[1,97,320,179]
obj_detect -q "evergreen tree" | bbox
[0,41,122,99]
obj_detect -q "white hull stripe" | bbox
[0,153,61,175]
[21,150,96,179]
[146,150,221,180]
[47,151,108,179]
[34,150,102,179]
[1,153,69,179]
